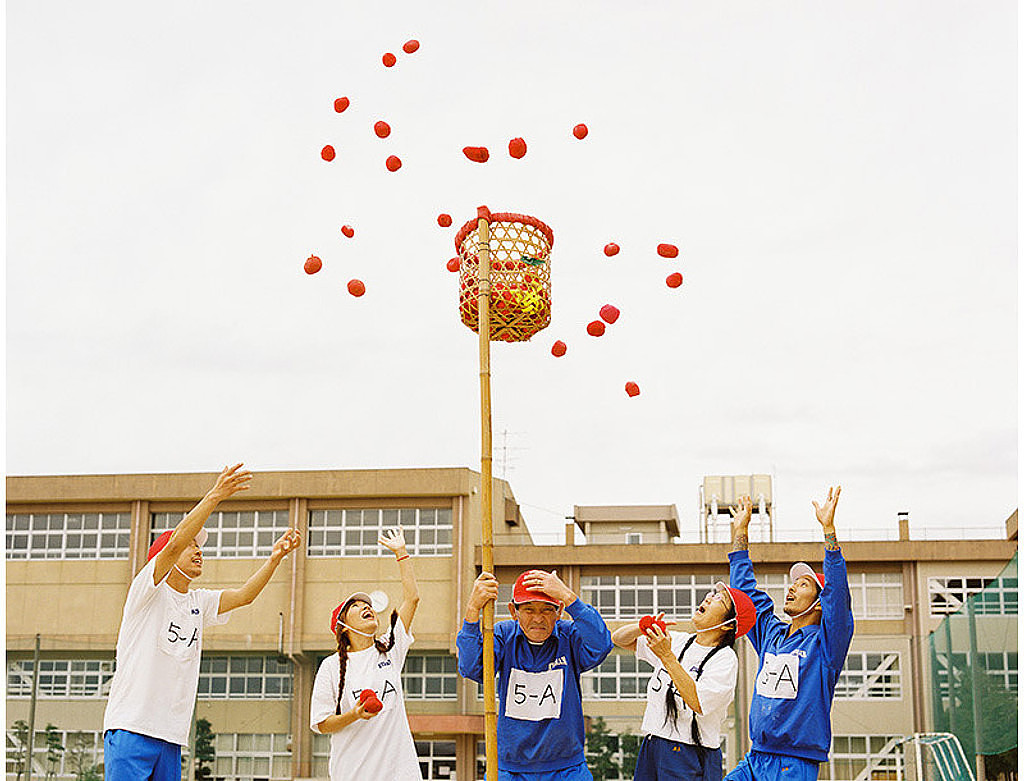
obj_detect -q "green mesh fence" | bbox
[929,552,1018,758]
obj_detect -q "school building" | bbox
[5,468,1018,781]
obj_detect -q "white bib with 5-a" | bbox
[505,668,564,721]
[756,652,799,699]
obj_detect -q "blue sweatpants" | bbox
[634,734,723,781]
[104,730,181,781]
[499,760,593,781]
[725,750,819,781]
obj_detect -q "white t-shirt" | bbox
[636,631,738,748]
[310,618,421,781]
[103,559,228,746]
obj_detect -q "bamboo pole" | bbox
[476,205,498,781]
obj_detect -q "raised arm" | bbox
[154,464,251,585]
[379,528,419,630]
[812,486,854,667]
[218,529,301,614]
[728,495,781,653]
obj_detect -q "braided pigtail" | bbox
[374,610,399,653]
[663,635,697,729]
[335,626,351,715]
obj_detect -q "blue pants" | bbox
[499,760,593,781]
[634,734,723,781]
[725,750,819,781]
[104,730,181,781]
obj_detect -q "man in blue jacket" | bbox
[457,568,613,780]
[726,486,854,781]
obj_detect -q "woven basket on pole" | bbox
[455,212,554,342]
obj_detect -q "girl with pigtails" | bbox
[310,528,422,780]
[611,582,756,781]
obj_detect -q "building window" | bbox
[415,740,457,780]
[402,653,458,700]
[928,576,1018,616]
[756,573,903,620]
[934,652,1018,700]
[307,508,453,557]
[582,651,652,700]
[581,575,719,620]
[6,730,103,780]
[625,533,643,545]
[6,513,131,560]
[198,656,292,699]
[7,659,115,698]
[835,652,901,699]
[822,735,902,781]
[311,734,330,779]
[151,510,291,558]
[212,733,291,781]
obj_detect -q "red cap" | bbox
[147,528,208,562]
[512,571,561,607]
[717,582,757,638]
[330,592,374,632]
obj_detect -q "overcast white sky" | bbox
[6,1,1018,542]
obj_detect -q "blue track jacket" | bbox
[456,599,613,774]
[729,549,854,763]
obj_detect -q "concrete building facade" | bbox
[5,470,1018,781]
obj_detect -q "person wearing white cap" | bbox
[310,527,422,780]
[103,464,302,781]
[724,486,854,781]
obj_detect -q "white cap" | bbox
[789,562,824,593]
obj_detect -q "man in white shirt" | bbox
[103,464,301,781]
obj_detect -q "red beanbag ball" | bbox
[333,97,350,113]
[599,304,620,324]
[382,52,397,67]
[551,340,567,357]
[666,272,683,288]
[657,243,679,258]
[321,145,336,162]
[639,615,667,633]
[374,121,391,139]
[385,155,402,172]
[586,320,606,337]
[446,257,460,272]
[402,40,420,54]
[304,255,322,275]
[462,146,490,163]
[625,381,641,397]
[573,123,589,139]
[347,279,366,297]
[437,213,452,227]
[603,243,620,257]
[341,225,354,238]
[508,138,527,159]
[359,689,383,713]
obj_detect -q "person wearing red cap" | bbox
[457,569,613,780]
[611,582,756,781]
[309,527,422,780]
[725,486,854,781]
[103,464,301,781]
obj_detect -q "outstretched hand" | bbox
[271,529,302,561]
[378,527,408,554]
[812,486,842,531]
[730,495,753,529]
[208,463,252,502]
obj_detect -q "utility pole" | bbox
[25,634,41,781]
